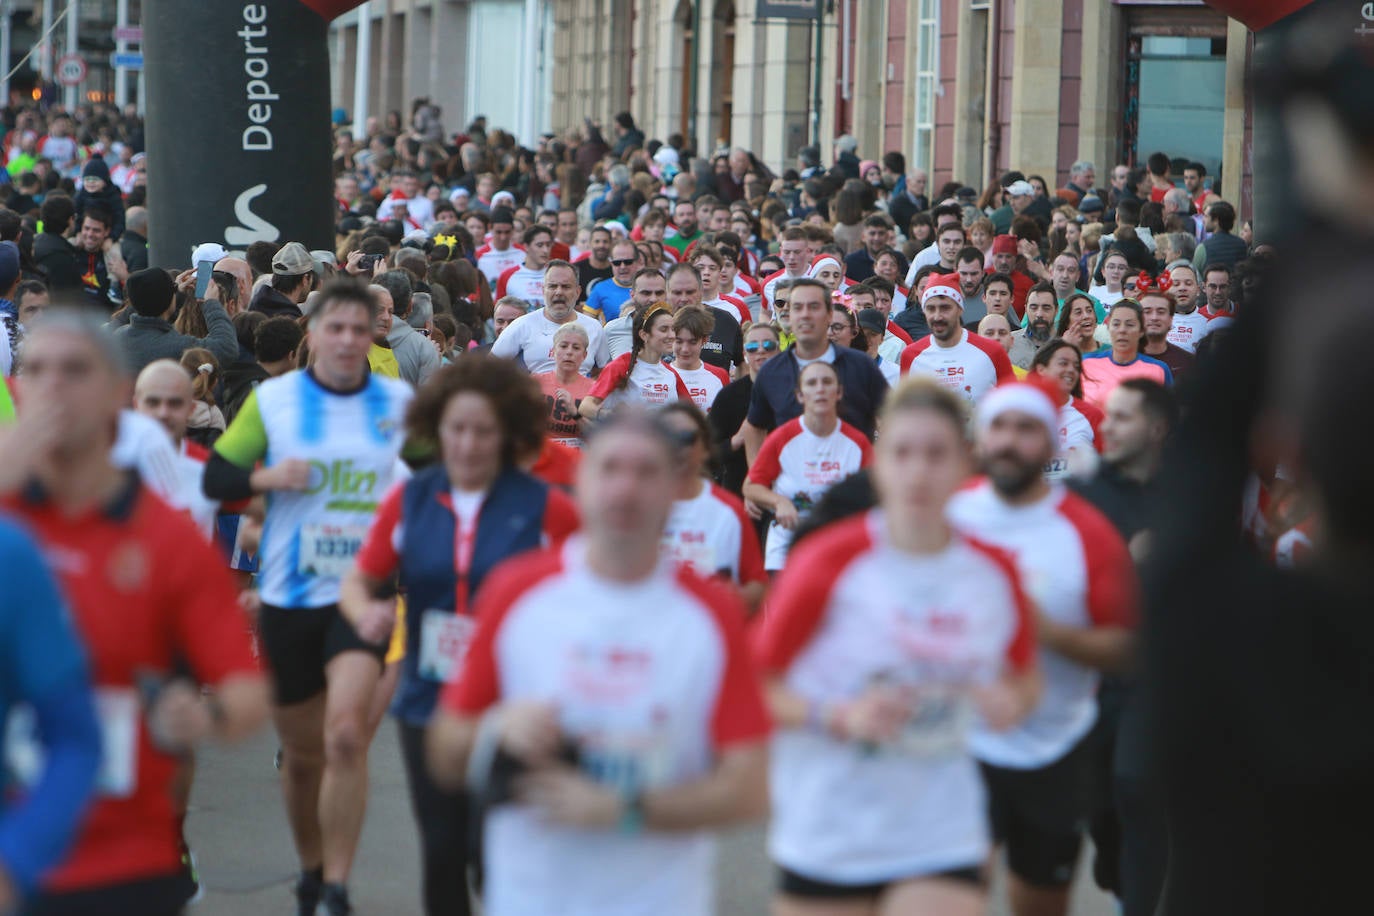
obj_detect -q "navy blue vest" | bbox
[392,464,553,724]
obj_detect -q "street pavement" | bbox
[188,727,1117,915]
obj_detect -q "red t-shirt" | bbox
[5,476,259,891]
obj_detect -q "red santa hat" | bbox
[920,273,964,308]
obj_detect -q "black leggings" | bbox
[398,720,475,916]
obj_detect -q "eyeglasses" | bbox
[610,258,636,267]
[668,428,699,448]
[773,299,789,309]
[744,340,779,353]
[828,323,851,333]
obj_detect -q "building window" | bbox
[1125,34,1227,174]
[911,0,939,172]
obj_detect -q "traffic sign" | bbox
[112,52,144,70]
[113,26,143,43]
[56,53,86,87]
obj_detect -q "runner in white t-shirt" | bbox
[427,410,771,916]
[1030,340,1104,480]
[901,273,1016,404]
[475,208,526,285]
[755,378,1039,915]
[658,402,767,609]
[1164,263,1211,353]
[495,225,554,307]
[946,380,1139,915]
[203,283,413,916]
[132,360,226,538]
[689,245,750,326]
[582,305,689,419]
[744,361,873,570]
[491,261,610,374]
[670,306,730,411]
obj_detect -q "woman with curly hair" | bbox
[340,354,579,916]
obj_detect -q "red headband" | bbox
[1136,270,1172,293]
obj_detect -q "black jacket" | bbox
[32,233,80,289]
[120,231,149,273]
[249,285,303,319]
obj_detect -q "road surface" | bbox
[187,728,1117,914]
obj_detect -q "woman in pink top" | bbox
[1080,299,1173,409]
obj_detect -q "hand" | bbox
[254,458,312,492]
[201,275,220,301]
[344,250,365,276]
[833,685,913,744]
[237,589,261,623]
[973,681,1026,731]
[773,497,800,530]
[175,267,198,295]
[516,766,621,829]
[743,497,764,522]
[147,680,214,751]
[105,247,128,285]
[730,430,746,451]
[354,598,396,645]
[554,389,575,413]
[498,701,562,764]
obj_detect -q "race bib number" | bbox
[5,687,140,798]
[417,609,474,683]
[297,523,369,578]
[579,730,674,795]
[1043,456,1070,480]
[895,688,972,758]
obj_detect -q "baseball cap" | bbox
[855,308,887,335]
[272,242,314,275]
[191,242,227,265]
[1006,180,1035,197]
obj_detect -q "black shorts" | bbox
[979,735,1094,888]
[25,871,189,916]
[257,602,384,706]
[777,864,984,899]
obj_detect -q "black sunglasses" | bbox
[610,258,636,267]
[744,340,779,353]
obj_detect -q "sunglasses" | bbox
[774,299,789,309]
[610,258,636,267]
[668,428,699,447]
[744,340,779,353]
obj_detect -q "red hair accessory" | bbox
[1136,270,1171,292]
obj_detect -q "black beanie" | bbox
[127,267,176,317]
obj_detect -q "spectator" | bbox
[114,266,238,373]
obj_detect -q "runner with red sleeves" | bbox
[658,402,767,610]
[755,379,1040,916]
[948,379,1139,916]
[3,312,268,916]
[340,357,578,916]
[744,361,873,572]
[901,274,1017,404]
[427,409,770,916]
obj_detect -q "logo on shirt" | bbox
[306,459,380,508]
[564,644,655,702]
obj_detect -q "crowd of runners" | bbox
[0,97,1323,916]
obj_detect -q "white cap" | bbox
[976,382,1059,436]
[191,242,228,265]
[1006,180,1035,197]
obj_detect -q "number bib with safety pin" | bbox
[895,687,972,758]
[297,523,369,578]
[417,609,475,683]
[4,687,140,798]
